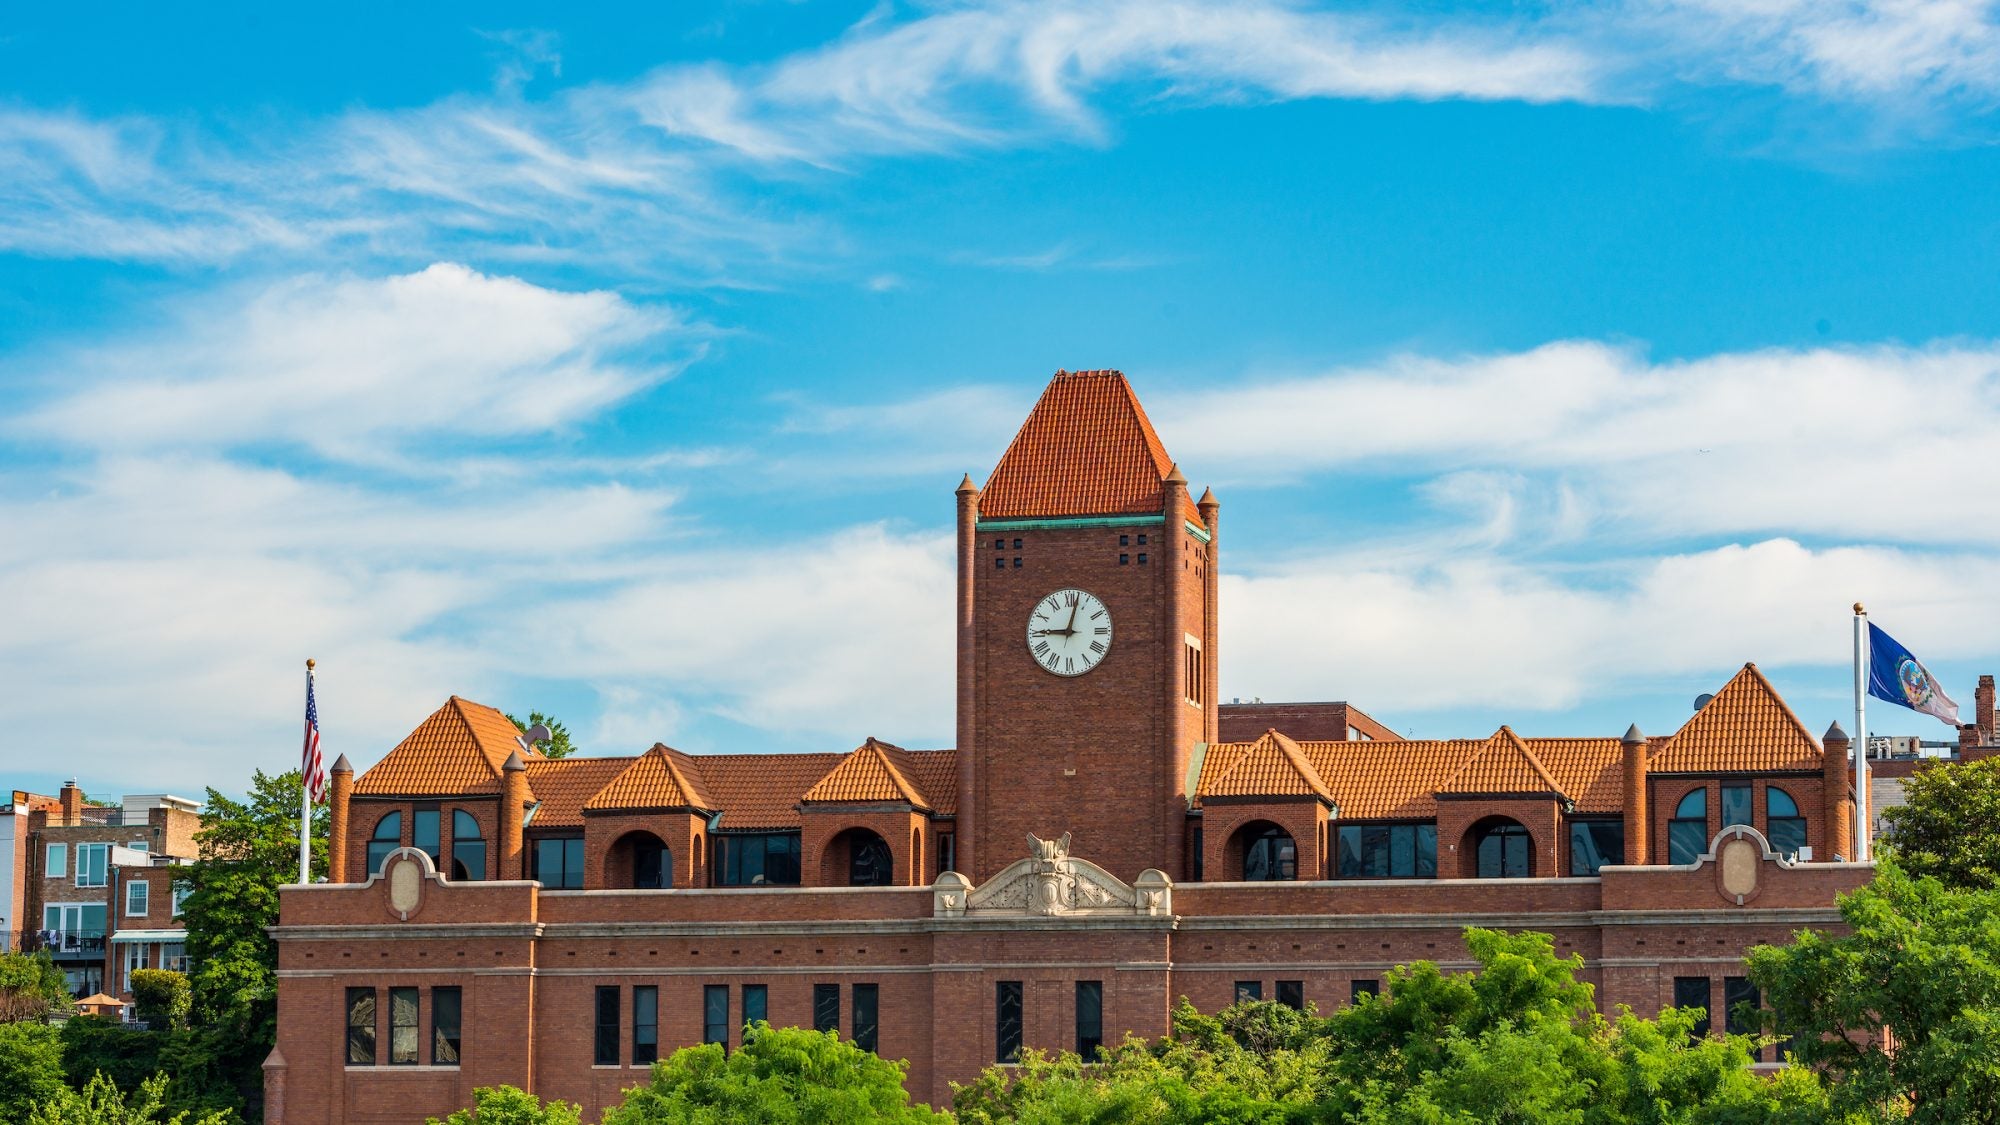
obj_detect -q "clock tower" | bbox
[954,370,1220,882]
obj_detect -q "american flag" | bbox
[303,669,327,804]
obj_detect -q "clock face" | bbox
[1026,588,1112,677]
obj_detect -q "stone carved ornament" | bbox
[934,833,1172,918]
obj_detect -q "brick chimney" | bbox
[500,750,529,881]
[327,756,354,884]
[1621,725,1648,864]
[1977,674,1995,745]
[1822,722,1853,862]
[954,472,979,880]
[59,780,83,827]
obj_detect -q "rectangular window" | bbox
[1350,979,1379,1004]
[432,987,462,1066]
[78,902,105,939]
[742,984,768,1028]
[995,557,1005,570]
[412,807,441,864]
[852,983,879,1053]
[1234,980,1262,1004]
[1276,980,1305,1011]
[937,834,955,876]
[77,842,109,888]
[129,840,149,853]
[534,837,586,889]
[716,833,803,886]
[161,942,185,972]
[172,882,191,917]
[813,984,840,1033]
[1191,827,1203,882]
[1674,977,1712,1041]
[122,943,145,995]
[595,986,621,1066]
[1721,784,1753,829]
[1568,820,1626,876]
[632,986,658,1066]
[1725,977,1762,1062]
[346,988,376,1065]
[704,985,730,1050]
[1075,981,1103,1060]
[46,843,67,879]
[389,987,420,1065]
[1670,819,1707,865]
[1336,824,1438,878]
[126,880,149,916]
[996,981,1023,1063]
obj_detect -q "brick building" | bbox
[268,369,1992,1123]
[2,782,200,1004]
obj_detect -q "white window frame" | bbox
[45,843,67,879]
[76,842,109,888]
[172,881,191,917]
[123,942,146,996]
[126,880,149,917]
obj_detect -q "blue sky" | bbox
[3,0,1998,798]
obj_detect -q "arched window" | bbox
[1242,825,1297,881]
[450,810,485,881]
[849,832,893,887]
[1670,788,1708,864]
[1766,787,1807,858]
[366,812,402,876]
[633,836,672,889]
[1472,819,1531,878]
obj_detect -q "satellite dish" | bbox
[1693,693,1715,711]
[519,723,552,750]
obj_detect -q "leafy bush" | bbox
[29,1072,230,1125]
[427,1085,582,1125]
[604,1023,948,1125]
[0,949,73,1022]
[0,1020,68,1122]
[130,972,191,1032]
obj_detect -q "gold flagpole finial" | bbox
[1853,602,1865,615]
[306,658,316,671]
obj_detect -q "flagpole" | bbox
[299,659,315,886]
[1852,606,1869,863]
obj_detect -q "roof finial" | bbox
[1165,462,1187,486]
[1621,723,1645,744]
[956,472,977,495]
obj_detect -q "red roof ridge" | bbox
[1441,726,1567,798]
[1204,728,1335,802]
[583,742,714,813]
[801,737,930,808]
[978,369,1187,520]
[1653,663,1823,773]
[354,696,538,797]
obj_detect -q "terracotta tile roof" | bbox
[1202,730,1334,801]
[1526,738,1624,813]
[978,370,1202,522]
[803,738,928,807]
[583,743,716,813]
[1652,664,1824,773]
[1440,727,1565,798]
[897,750,958,817]
[354,697,541,797]
[522,757,633,829]
[697,754,846,831]
[1303,740,1479,820]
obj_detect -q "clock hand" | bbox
[1064,600,1081,633]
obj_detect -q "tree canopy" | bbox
[428,1085,581,1125]
[1880,755,2000,889]
[0,950,73,1023]
[28,1072,231,1125]
[604,1024,948,1125]
[507,712,577,759]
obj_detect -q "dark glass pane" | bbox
[1674,977,1711,1040]
[813,984,840,1033]
[1674,788,1707,820]
[850,834,892,886]
[704,985,730,1048]
[1725,976,1761,1061]
[1276,981,1305,1011]
[937,834,955,877]
[1234,981,1262,1004]
[595,986,620,1066]
[1721,785,1752,829]
[632,986,658,1065]
[1416,825,1437,877]
[1769,817,1808,857]
[1336,827,1362,877]
[742,984,768,1027]
[1389,826,1416,877]
[1075,981,1103,1060]
[346,989,376,1065]
[1670,820,1707,865]
[1362,826,1390,877]
[633,838,668,889]
[1244,828,1296,881]
[1475,823,1530,878]
[1767,787,1800,818]
[852,983,879,1053]
[563,838,585,889]
[1350,980,1378,1003]
[390,987,419,1065]
[413,810,440,863]
[432,988,461,1066]
[1570,820,1625,876]
[996,981,1023,1063]
[1191,828,1203,882]
[453,843,485,882]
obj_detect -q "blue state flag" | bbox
[1867,623,1961,728]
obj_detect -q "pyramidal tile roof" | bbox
[1203,730,1334,802]
[978,370,1199,520]
[354,697,541,796]
[1526,738,1625,813]
[802,738,933,808]
[1652,664,1823,773]
[1441,727,1567,798]
[583,743,715,813]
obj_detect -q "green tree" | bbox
[1750,861,2000,1123]
[507,712,577,759]
[0,1020,67,1121]
[130,970,191,1031]
[57,1020,242,1124]
[0,948,74,1022]
[1881,756,2000,888]
[427,1085,583,1125]
[28,1072,230,1125]
[179,768,327,1119]
[604,1024,949,1125]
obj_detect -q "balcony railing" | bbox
[10,929,108,957]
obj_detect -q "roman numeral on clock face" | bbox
[1024,587,1111,678]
